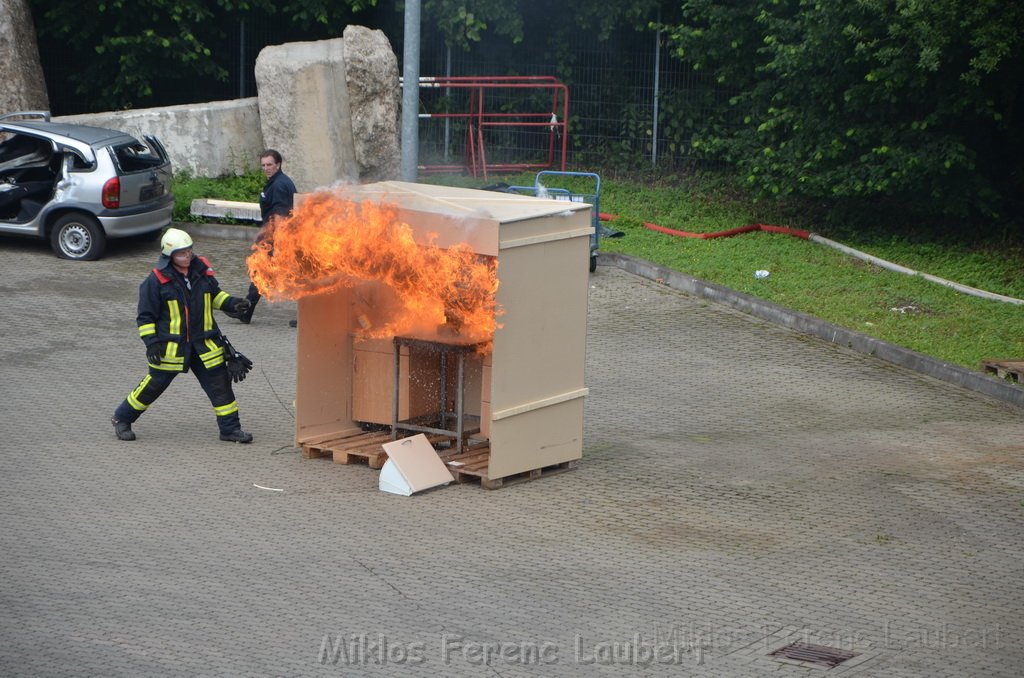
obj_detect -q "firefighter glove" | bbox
[225,352,253,383]
[146,343,163,365]
[232,299,251,315]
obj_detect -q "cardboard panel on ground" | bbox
[294,181,591,483]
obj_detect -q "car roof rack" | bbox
[0,111,51,122]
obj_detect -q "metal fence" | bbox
[39,18,734,175]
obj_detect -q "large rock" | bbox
[0,0,49,114]
[342,25,400,183]
[255,38,357,192]
[255,28,399,191]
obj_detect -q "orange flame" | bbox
[247,191,502,348]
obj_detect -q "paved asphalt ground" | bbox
[2,231,1023,677]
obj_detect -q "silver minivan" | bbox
[0,111,173,260]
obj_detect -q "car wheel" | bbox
[50,213,107,261]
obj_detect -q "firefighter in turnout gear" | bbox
[111,228,254,443]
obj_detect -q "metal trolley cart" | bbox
[508,171,603,272]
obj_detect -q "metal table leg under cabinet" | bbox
[391,336,484,454]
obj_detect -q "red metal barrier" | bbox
[416,76,569,179]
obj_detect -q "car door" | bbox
[0,128,59,229]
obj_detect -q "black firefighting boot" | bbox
[112,417,136,441]
[219,429,253,444]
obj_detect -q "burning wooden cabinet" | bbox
[282,181,592,485]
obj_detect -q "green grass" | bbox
[175,169,1024,372]
[602,223,1020,368]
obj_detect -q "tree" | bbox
[422,0,661,54]
[661,0,1024,224]
[29,0,379,112]
[423,0,524,52]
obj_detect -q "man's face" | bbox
[171,248,193,270]
[261,156,281,179]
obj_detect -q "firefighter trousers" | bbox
[114,354,242,435]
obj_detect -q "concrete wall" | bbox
[55,98,265,178]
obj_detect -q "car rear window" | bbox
[111,140,164,173]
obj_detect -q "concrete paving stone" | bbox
[1,234,1022,676]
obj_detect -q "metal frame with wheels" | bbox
[507,171,602,272]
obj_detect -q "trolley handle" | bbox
[534,171,601,196]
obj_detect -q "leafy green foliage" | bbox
[29,0,375,111]
[425,0,525,51]
[659,0,1024,224]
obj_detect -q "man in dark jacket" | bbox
[111,228,254,443]
[238,148,297,324]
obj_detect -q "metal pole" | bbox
[401,0,422,181]
[444,46,451,162]
[652,23,661,167]
[392,339,401,440]
[455,352,464,454]
[239,19,246,99]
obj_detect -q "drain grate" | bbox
[768,641,858,668]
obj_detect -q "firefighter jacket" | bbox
[136,255,243,372]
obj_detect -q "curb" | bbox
[602,252,1024,410]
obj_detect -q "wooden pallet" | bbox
[439,446,579,489]
[301,430,393,468]
[982,359,1024,385]
[302,431,459,469]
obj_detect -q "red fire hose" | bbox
[599,212,811,240]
